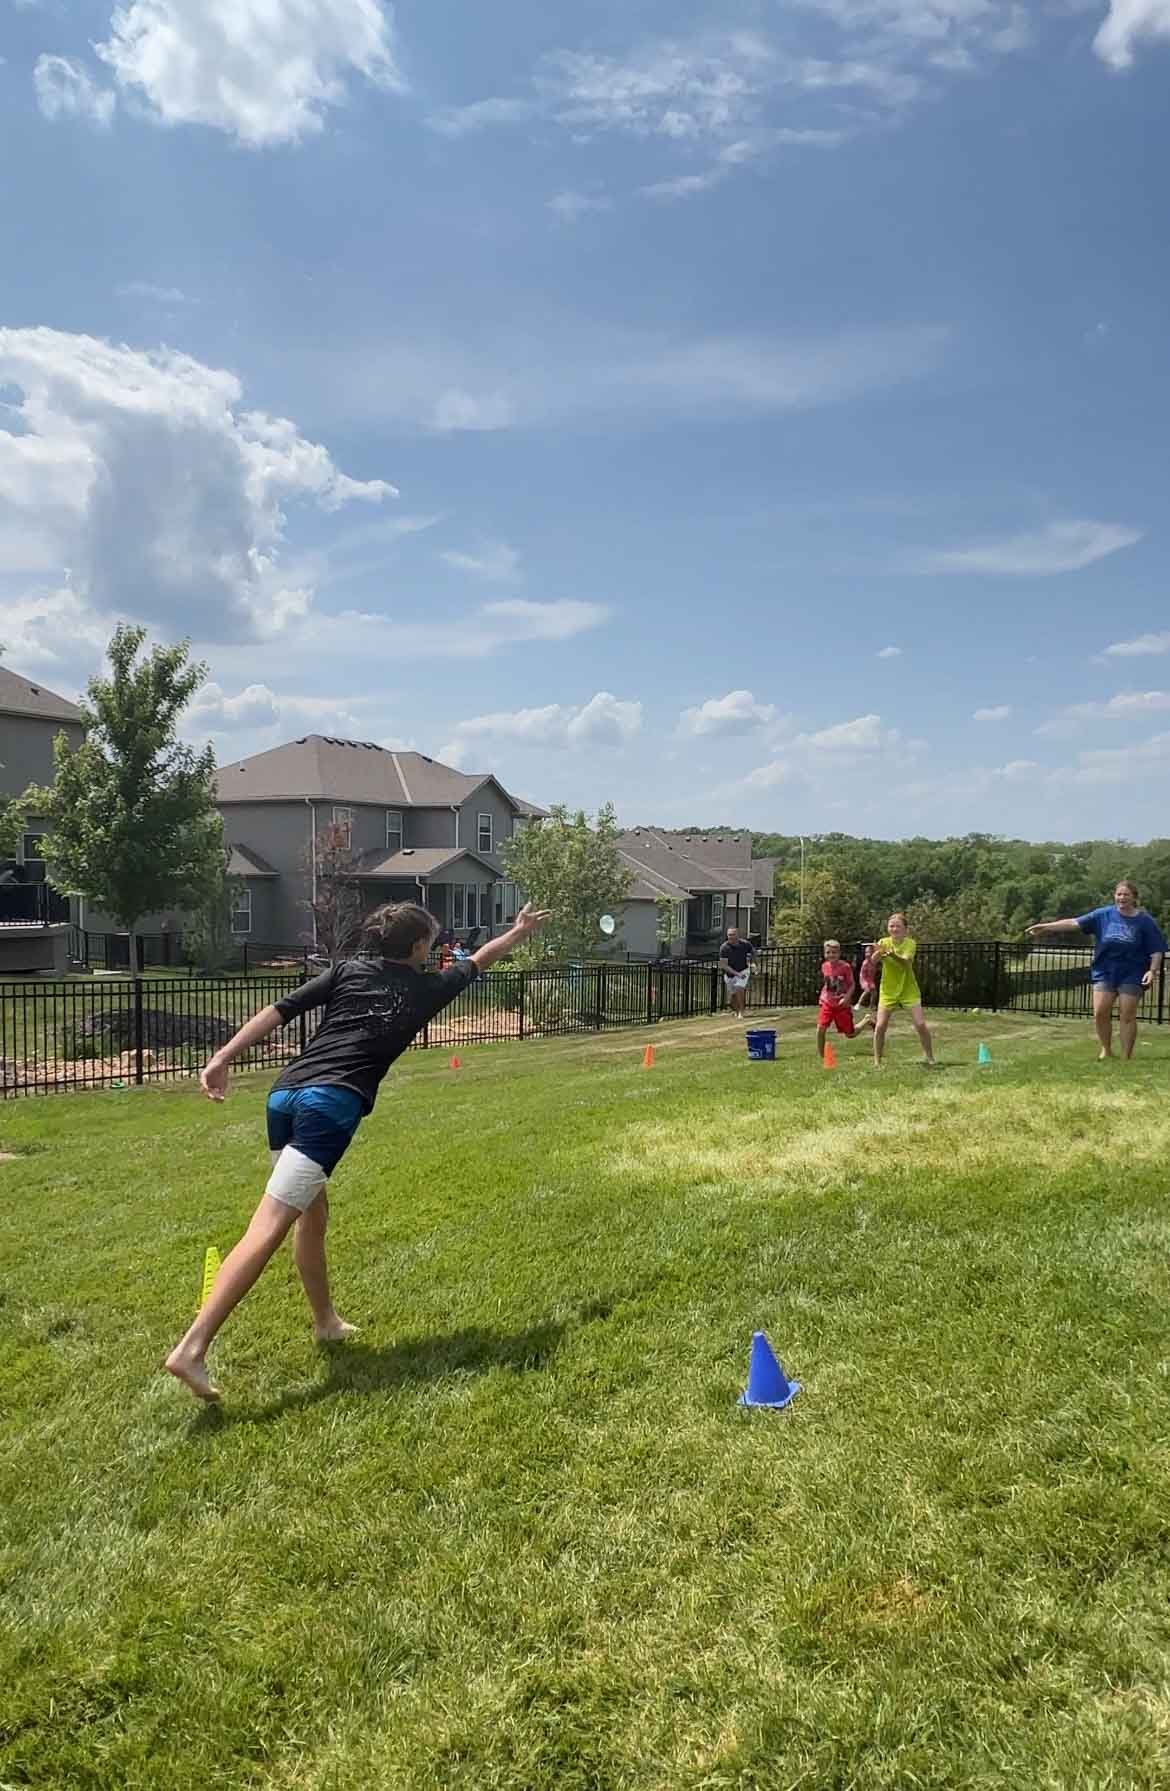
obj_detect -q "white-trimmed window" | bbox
[20,832,47,884]
[505,882,519,922]
[331,806,353,850]
[711,894,725,929]
[230,888,253,935]
[452,885,466,928]
[512,815,527,837]
[494,882,504,925]
[478,812,493,853]
[466,884,479,929]
[385,809,403,852]
[672,902,686,939]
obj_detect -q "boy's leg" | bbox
[816,1023,827,1058]
[873,1006,890,1065]
[909,1003,935,1065]
[165,1193,299,1400]
[1092,986,1116,1058]
[1117,992,1140,1060]
[294,1191,357,1341]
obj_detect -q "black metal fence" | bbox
[1,940,1163,1099]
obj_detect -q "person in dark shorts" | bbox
[719,926,755,1019]
[165,899,550,1401]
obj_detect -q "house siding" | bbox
[219,800,315,943]
[0,715,84,801]
[457,787,516,878]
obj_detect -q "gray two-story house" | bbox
[0,664,84,905]
[215,735,546,947]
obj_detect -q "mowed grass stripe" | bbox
[2,1014,1170,1789]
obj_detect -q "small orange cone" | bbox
[642,1044,656,1069]
[823,1043,837,1070]
[449,1054,462,1070]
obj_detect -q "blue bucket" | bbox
[745,1028,776,1061]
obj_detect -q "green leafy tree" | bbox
[183,845,245,973]
[28,625,223,973]
[770,866,872,948]
[502,803,631,962]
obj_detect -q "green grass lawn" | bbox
[3,1009,1170,1790]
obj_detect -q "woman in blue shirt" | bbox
[1028,879,1166,1060]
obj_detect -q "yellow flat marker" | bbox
[199,1245,221,1312]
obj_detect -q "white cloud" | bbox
[740,711,916,788]
[994,758,1038,780]
[95,0,404,148]
[1052,730,1170,786]
[1094,0,1170,69]
[431,389,516,433]
[916,519,1142,576]
[440,541,521,583]
[1103,630,1170,657]
[973,704,1011,721]
[116,282,193,304]
[803,712,886,751]
[325,598,608,661]
[1035,690,1170,736]
[876,644,903,659]
[188,681,280,730]
[547,190,614,221]
[0,327,395,644]
[34,56,116,127]
[623,326,948,413]
[427,97,533,137]
[680,689,778,737]
[439,690,641,764]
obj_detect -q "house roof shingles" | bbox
[0,666,83,725]
[355,846,499,880]
[226,843,279,878]
[617,830,755,902]
[215,736,546,817]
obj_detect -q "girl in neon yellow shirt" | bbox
[873,913,936,1068]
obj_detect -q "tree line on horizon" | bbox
[687,828,1170,947]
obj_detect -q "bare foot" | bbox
[314,1317,358,1343]
[165,1346,222,1402]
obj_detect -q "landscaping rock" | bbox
[72,1008,234,1052]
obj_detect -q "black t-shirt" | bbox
[719,939,754,973]
[271,957,479,1112]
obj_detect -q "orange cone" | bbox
[823,1043,837,1070]
[450,1054,462,1070]
[642,1044,656,1069]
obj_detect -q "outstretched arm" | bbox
[200,1005,285,1101]
[1026,918,1082,937]
[471,903,551,972]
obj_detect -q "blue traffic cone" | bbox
[738,1331,801,1410]
[977,1042,991,1065]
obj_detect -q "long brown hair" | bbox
[361,902,437,960]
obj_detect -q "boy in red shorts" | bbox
[817,938,855,1058]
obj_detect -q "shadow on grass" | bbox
[190,1298,615,1433]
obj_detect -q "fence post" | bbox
[242,941,249,976]
[1159,955,1166,1027]
[518,972,526,1041]
[711,965,719,1014]
[133,976,144,1085]
[597,965,607,1030]
[992,941,1002,1012]
[645,963,654,1026]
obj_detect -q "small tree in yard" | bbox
[184,846,245,974]
[304,823,363,960]
[502,803,631,963]
[28,625,223,974]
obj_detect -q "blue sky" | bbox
[2,1,1169,841]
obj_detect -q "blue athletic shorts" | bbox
[266,1086,364,1177]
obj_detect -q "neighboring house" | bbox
[0,665,84,922]
[213,735,546,947]
[614,829,776,959]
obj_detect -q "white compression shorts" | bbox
[266,1148,328,1211]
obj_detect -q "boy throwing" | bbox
[817,940,855,1058]
[165,899,550,1401]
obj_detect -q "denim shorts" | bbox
[1092,978,1145,999]
[264,1086,364,1209]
